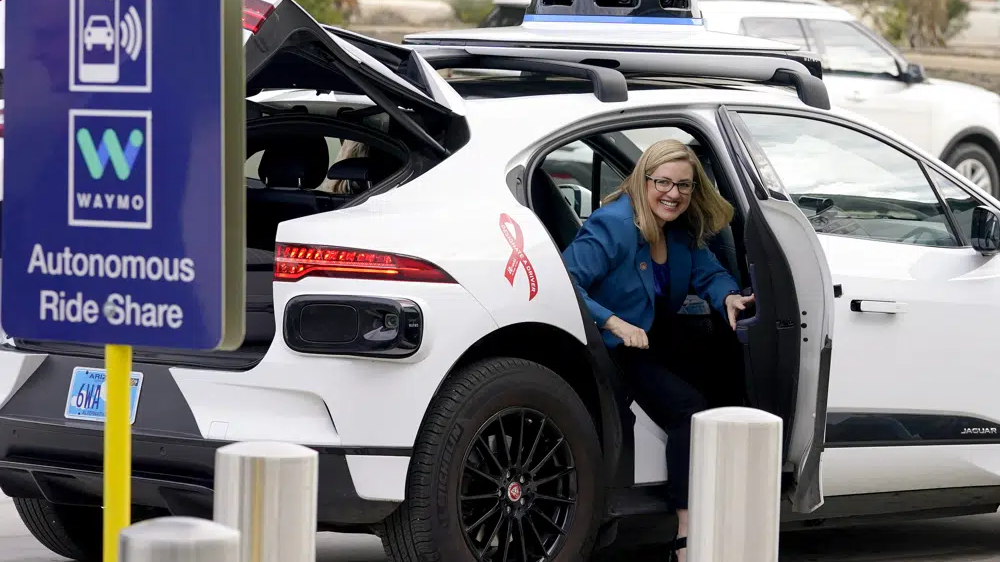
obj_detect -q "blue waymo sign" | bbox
[2,0,245,350]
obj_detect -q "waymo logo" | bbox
[68,110,153,230]
[76,127,145,181]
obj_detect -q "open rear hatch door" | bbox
[242,0,465,157]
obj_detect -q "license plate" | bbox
[64,367,144,424]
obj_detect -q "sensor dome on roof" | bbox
[524,0,702,23]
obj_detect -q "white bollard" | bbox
[120,516,240,562]
[687,407,783,562]
[213,441,319,562]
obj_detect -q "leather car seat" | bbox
[257,135,330,189]
[325,154,400,194]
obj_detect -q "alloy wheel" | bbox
[954,158,994,194]
[459,407,578,562]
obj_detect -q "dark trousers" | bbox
[611,302,745,511]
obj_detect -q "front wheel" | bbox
[380,357,604,562]
[946,142,999,198]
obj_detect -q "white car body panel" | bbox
[821,233,1000,425]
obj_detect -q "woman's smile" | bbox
[647,160,694,224]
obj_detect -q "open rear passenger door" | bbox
[717,106,834,515]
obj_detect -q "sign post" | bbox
[3,1,246,560]
[104,343,133,561]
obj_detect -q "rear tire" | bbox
[946,142,999,197]
[14,498,165,562]
[13,498,102,562]
[379,357,604,562]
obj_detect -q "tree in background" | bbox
[841,0,970,47]
[451,0,495,24]
[296,0,349,25]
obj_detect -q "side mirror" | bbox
[971,206,1000,256]
[901,62,926,84]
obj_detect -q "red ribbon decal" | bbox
[499,213,538,301]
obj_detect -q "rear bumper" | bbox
[0,348,404,529]
[0,417,402,529]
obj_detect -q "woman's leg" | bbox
[612,346,709,561]
[654,312,747,408]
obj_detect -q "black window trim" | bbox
[576,136,627,207]
[920,163,994,247]
[723,103,975,249]
[916,160,969,247]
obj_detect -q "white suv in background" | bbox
[477,0,1000,198]
[698,0,1000,197]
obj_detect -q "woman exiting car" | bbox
[561,139,754,562]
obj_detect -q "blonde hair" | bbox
[603,139,734,247]
[317,140,369,194]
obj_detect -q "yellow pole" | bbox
[103,344,133,562]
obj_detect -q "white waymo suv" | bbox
[2,1,1000,561]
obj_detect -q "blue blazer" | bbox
[562,194,741,349]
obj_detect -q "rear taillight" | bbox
[242,0,276,34]
[274,244,456,283]
[0,109,6,138]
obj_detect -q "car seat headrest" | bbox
[258,135,330,189]
[327,157,375,182]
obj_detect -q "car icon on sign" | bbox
[83,15,115,52]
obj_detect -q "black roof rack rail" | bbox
[415,45,830,110]
[420,50,629,103]
[768,67,830,110]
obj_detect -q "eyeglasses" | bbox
[646,175,695,195]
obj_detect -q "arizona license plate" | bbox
[64,367,144,424]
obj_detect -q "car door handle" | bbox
[850,300,907,314]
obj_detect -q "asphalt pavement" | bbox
[1,494,999,561]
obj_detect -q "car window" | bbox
[541,126,716,218]
[541,141,619,219]
[736,112,961,248]
[739,17,810,49]
[928,168,983,245]
[807,19,899,77]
